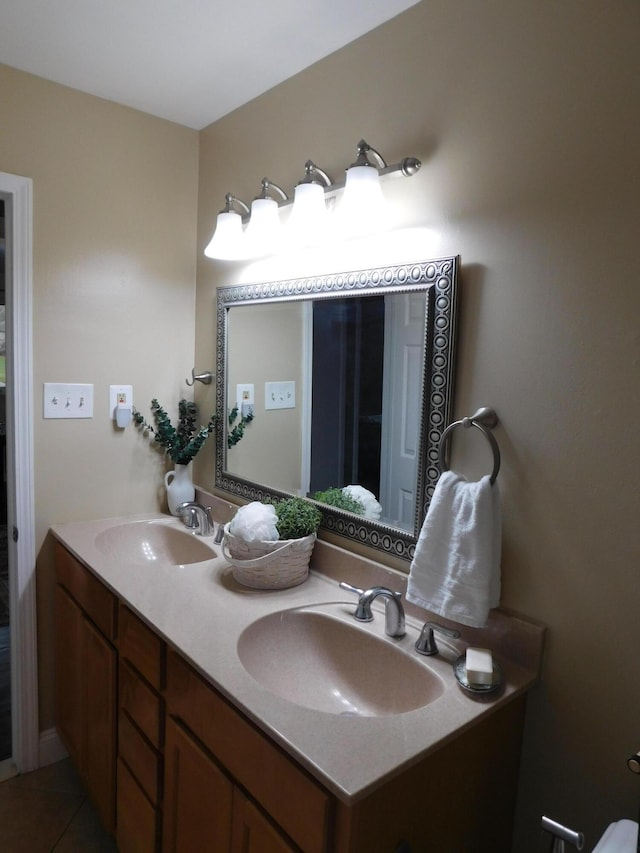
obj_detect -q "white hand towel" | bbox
[406,471,501,628]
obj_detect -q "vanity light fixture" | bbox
[287,161,333,247]
[334,140,391,239]
[204,139,421,261]
[204,193,249,260]
[243,178,288,258]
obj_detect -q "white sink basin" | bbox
[94,520,216,566]
[237,606,445,717]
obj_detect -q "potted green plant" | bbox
[223,497,322,590]
[132,399,208,515]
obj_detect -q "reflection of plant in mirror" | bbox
[227,405,254,449]
[311,487,365,515]
[272,497,322,540]
[132,399,217,464]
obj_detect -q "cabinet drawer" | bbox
[119,604,165,690]
[117,757,159,853]
[55,543,116,641]
[119,709,162,806]
[166,650,330,853]
[120,660,163,747]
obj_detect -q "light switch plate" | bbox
[43,383,94,418]
[265,381,296,410]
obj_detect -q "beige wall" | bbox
[226,302,304,493]
[194,1,640,849]
[0,64,199,730]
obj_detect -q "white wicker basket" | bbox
[222,523,316,590]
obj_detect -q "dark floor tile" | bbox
[52,798,118,852]
[0,759,116,851]
[0,784,82,852]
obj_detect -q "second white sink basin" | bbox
[95,520,216,566]
[237,606,445,717]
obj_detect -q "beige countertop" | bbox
[51,511,544,804]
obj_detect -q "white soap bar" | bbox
[466,648,493,686]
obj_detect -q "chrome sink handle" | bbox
[339,582,406,638]
[415,621,461,656]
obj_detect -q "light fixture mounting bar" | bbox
[222,143,421,212]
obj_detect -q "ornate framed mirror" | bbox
[215,256,459,561]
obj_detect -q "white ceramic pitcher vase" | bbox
[164,463,195,515]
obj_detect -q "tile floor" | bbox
[0,758,117,852]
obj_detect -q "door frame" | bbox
[1,171,39,773]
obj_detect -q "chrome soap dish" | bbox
[454,653,504,695]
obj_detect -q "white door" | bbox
[379,292,426,530]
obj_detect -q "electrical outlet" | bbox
[236,383,254,408]
[265,381,296,410]
[43,383,94,418]
[109,385,133,420]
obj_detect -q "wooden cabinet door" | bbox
[54,585,84,767]
[54,581,117,835]
[163,716,234,853]
[231,788,297,853]
[84,616,117,834]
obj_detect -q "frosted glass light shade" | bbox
[204,210,245,260]
[335,165,388,239]
[287,182,330,247]
[244,197,282,258]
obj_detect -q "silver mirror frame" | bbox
[215,256,459,561]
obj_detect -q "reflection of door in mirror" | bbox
[379,293,426,530]
[309,293,425,532]
[309,297,384,499]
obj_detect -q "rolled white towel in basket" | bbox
[406,471,501,628]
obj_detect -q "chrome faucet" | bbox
[176,502,214,536]
[339,582,406,638]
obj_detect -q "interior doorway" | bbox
[309,296,385,497]
[0,172,38,780]
[0,200,9,764]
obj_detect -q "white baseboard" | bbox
[38,728,68,767]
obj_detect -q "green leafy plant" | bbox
[311,487,365,515]
[228,405,254,449]
[272,497,322,540]
[132,398,217,465]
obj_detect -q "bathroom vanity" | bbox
[52,513,543,852]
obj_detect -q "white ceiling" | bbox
[0,0,419,129]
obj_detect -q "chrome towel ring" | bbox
[438,407,501,485]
